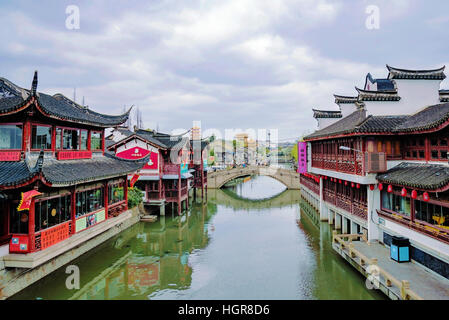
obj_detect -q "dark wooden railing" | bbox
[312,152,384,175]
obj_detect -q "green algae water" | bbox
[12,176,383,300]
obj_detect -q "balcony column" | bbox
[319,177,327,221]
[367,186,380,242]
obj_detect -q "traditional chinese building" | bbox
[0,72,146,260]
[107,127,195,215]
[301,65,449,279]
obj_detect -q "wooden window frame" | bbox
[0,122,24,151]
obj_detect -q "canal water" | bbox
[12,175,383,300]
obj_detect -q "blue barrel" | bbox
[390,236,410,262]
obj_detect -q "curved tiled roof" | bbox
[304,109,367,139]
[393,103,449,132]
[440,90,449,103]
[387,65,446,80]
[312,109,343,119]
[356,115,409,133]
[334,94,359,104]
[356,87,401,102]
[304,102,449,140]
[0,161,35,187]
[42,153,147,186]
[377,162,449,191]
[0,73,131,127]
[0,152,147,189]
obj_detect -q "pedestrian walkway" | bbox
[332,233,449,300]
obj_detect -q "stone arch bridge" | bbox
[207,166,300,189]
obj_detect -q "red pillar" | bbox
[124,178,128,211]
[28,198,36,252]
[104,181,109,220]
[71,187,76,234]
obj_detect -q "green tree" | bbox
[290,142,299,163]
[127,187,143,208]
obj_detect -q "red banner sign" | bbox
[57,150,92,160]
[116,146,158,171]
[130,174,140,188]
[143,151,158,170]
[17,190,42,211]
[0,151,21,161]
[116,146,150,159]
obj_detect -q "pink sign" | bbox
[116,146,159,171]
[116,146,150,159]
[143,151,158,170]
[297,142,307,173]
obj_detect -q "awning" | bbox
[377,162,449,191]
[163,174,179,180]
[138,175,160,181]
[181,172,193,179]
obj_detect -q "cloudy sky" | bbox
[1,0,448,140]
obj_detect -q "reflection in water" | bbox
[230,175,286,200]
[12,175,383,300]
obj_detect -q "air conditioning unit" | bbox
[365,152,387,173]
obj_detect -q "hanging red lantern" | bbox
[339,179,342,184]
[345,181,348,186]
[423,192,430,202]
[356,183,360,189]
[369,184,375,191]
[401,187,407,197]
[387,185,393,193]
[378,183,383,191]
[325,176,328,180]
[351,182,355,188]
[411,190,417,199]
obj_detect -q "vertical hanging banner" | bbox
[297,142,307,173]
[17,190,42,211]
[130,174,140,188]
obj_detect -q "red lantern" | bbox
[411,190,417,199]
[345,181,348,186]
[351,182,355,188]
[401,187,407,197]
[325,176,328,180]
[423,192,430,202]
[378,183,383,191]
[369,184,375,191]
[387,185,393,193]
[339,179,342,184]
[356,183,360,189]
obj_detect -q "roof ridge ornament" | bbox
[32,149,45,173]
[31,70,38,96]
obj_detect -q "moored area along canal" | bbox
[12,176,384,300]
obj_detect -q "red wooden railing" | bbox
[163,163,180,175]
[311,152,385,176]
[300,176,320,195]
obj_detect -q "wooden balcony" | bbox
[163,163,180,175]
[312,152,386,176]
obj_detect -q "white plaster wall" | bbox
[338,103,358,118]
[396,79,441,113]
[317,117,340,130]
[381,219,449,264]
[365,80,442,116]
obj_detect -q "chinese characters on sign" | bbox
[297,142,307,174]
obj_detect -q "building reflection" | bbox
[11,202,217,300]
